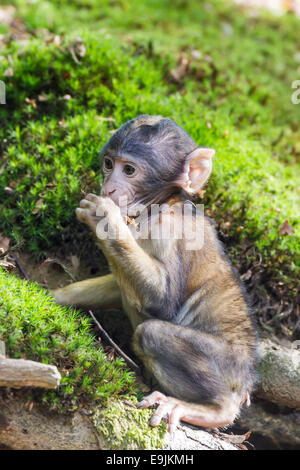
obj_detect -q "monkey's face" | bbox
[100,150,183,213]
[101,154,142,209]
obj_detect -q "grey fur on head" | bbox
[101,115,198,205]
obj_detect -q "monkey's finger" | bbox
[138,391,166,409]
[76,207,87,221]
[76,208,95,226]
[79,199,96,211]
[85,193,100,204]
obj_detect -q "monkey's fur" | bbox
[52,115,257,433]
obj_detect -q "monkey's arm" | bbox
[76,195,170,314]
[51,274,122,310]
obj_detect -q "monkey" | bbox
[52,115,257,435]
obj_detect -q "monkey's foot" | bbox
[138,391,186,435]
[138,390,242,433]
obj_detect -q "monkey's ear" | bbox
[176,148,215,194]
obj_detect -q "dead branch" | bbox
[0,356,61,389]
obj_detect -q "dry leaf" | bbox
[38,94,48,102]
[0,259,15,271]
[70,255,80,271]
[280,219,293,235]
[0,235,10,252]
[191,49,201,60]
[74,37,86,57]
[241,269,252,281]
[215,429,252,445]
[25,97,37,108]
[4,186,14,195]
[4,67,14,77]
[32,198,44,215]
[0,6,15,25]
[53,35,61,47]
[95,116,115,122]
[67,38,86,64]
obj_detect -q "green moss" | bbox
[0,31,298,289]
[94,398,167,450]
[0,268,136,411]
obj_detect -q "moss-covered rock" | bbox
[94,398,167,450]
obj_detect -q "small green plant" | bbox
[0,268,136,411]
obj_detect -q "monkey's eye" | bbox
[124,164,136,176]
[103,157,113,171]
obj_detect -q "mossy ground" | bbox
[0,0,299,445]
[0,267,136,411]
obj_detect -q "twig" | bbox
[88,310,140,373]
[41,258,77,282]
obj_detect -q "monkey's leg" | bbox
[51,274,122,310]
[134,320,246,433]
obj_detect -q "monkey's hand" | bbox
[76,194,126,239]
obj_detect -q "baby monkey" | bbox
[52,115,257,434]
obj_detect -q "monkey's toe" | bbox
[138,391,184,434]
[138,391,166,409]
[150,400,182,432]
